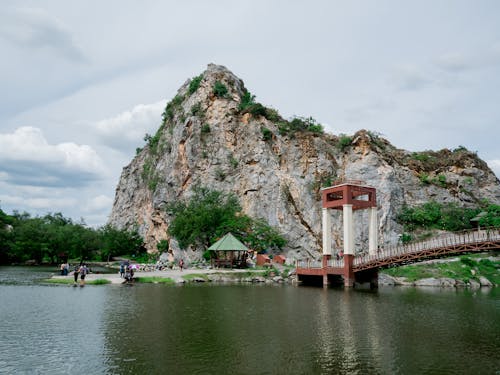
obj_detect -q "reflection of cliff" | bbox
[109,64,500,256]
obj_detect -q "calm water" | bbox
[0,267,499,375]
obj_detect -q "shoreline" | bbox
[46,268,497,288]
[49,267,293,285]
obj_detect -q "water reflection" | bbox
[0,270,498,375]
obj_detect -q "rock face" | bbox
[109,64,500,258]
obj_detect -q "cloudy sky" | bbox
[1,1,499,226]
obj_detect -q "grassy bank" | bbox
[43,278,111,285]
[134,276,175,284]
[381,254,499,284]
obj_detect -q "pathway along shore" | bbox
[51,268,285,285]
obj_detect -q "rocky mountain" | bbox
[108,64,500,260]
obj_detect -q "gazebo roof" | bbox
[208,233,248,251]
[470,211,487,222]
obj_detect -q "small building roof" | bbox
[470,211,487,222]
[208,233,248,251]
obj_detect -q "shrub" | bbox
[228,155,238,169]
[261,127,273,141]
[419,173,430,185]
[161,95,185,123]
[188,74,203,95]
[215,168,226,181]
[239,91,256,111]
[213,81,228,98]
[278,116,324,136]
[201,124,210,134]
[337,134,352,151]
[190,102,204,118]
[263,108,281,122]
[157,239,169,252]
[412,152,430,162]
[397,201,480,232]
[245,103,267,117]
[460,256,475,268]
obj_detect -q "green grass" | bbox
[382,255,499,284]
[134,276,174,284]
[43,278,111,285]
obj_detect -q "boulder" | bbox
[378,273,396,286]
[414,278,441,287]
[479,276,493,287]
[468,279,480,289]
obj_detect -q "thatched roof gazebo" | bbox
[207,233,249,268]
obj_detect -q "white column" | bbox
[343,204,354,255]
[322,208,332,255]
[368,207,378,255]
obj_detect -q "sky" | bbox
[1,1,499,226]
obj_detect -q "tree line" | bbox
[0,209,144,265]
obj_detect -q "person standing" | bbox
[179,259,184,272]
[119,263,125,278]
[79,264,88,286]
[73,265,79,284]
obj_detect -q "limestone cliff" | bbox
[108,64,500,259]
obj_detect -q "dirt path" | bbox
[53,268,260,284]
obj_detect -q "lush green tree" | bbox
[98,224,143,261]
[0,209,144,264]
[0,208,15,263]
[166,187,287,251]
[479,204,500,227]
[397,201,480,232]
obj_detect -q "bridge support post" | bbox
[343,204,354,255]
[322,255,330,287]
[368,207,378,255]
[343,254,355,287]
[322,208,332,256]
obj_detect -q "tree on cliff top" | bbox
[166,187,286,252]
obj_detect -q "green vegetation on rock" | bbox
[382,254,499,284]
[337,134,352,151]
[278,116,324,136]
[188,74,203,95]
[165,187,286,251]
[397,201,481,232]
[213,81,228,98]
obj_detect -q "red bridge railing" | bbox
[297,228,500,271]
[354,227,500,270]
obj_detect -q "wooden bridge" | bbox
[296,228,500,287]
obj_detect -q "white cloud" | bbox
[0,7,86,62]
[94,101,164,153]
[389,64,433,91]
[0,127,106,187]
[85,194,113,212]
[435,43,500,73]
[0,193,77,211]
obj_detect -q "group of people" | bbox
[119,261,135,283]
[59,262,69,275]
[72,264,88,286]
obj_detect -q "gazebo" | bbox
[207,233,249,268]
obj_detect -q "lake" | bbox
[0,266,498,374]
